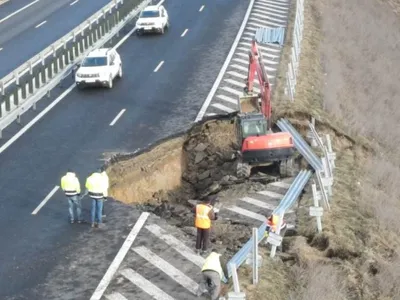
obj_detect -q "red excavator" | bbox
[235,39,295,178]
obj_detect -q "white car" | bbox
[75,48,122,89]
[136,4,169,35]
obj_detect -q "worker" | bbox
[85,169,106,228]
[193,195,218,255]
[266,214,287,234]
[60,169,82,224]
[100,166,109,218]
[196,251,228,300]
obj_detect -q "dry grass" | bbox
[240,0,400,298]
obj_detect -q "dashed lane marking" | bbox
[35,20,47,28]
[0,0,40,24]
[120,268,176,300]
[90,213,150,300]
[153,60,164,72]
[181,28,188,37]
[70,0,79,5]
[199,5,204,12]
[31,185,59,215]
[109,109,126,126]
[133,246,199,295]
[145,224,205,268]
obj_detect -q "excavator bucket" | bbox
[238,95,260,114]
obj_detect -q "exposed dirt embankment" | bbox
[107,117,265,255]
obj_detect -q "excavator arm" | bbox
[244,39,272,129]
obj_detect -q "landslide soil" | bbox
[107,118,279,258]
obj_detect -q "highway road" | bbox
[0,0,248,298]
[0,0,112,77]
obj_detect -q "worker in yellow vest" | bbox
[193,195,218,255]
[196,251,228,300]
[100,166,109,218]
[61,169,82,224]
[85,170,106,228]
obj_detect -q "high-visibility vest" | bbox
[61,172,81,196]
[201,252,224,280]
[267,215,286,233]
[195,204,212,229]
[102,171,109,197]
[85,172,105,199]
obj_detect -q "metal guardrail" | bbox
[226,169,312,278]
[0,0,153,136]
[0,0,122,93]
[277,118,323,171]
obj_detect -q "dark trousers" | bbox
[196,228,210,251]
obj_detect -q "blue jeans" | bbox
[68,195,82,221]
[91,199,104,224]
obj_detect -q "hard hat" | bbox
[272,215,279,224]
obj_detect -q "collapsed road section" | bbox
[97,115,303,298]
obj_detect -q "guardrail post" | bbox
[29,61,33,75]
[307,117,318,147]
[310,182,323,233]
[227,263,246,300]
[0,81,4,96]
[40,53,45,66]
[14,71,19,86]
[252,228,258,284]
[325,134,336,169]
[321,157,333,196]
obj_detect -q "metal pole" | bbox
[252,228,258,285]
[311,183,323,233]
[230,263,240,293]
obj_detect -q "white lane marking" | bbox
[227,71,247,80]
[233,57,250,65]
[224,78,260,92]
[31,186,59,215]
[0,0,10,6]
[221,86,243,97]
[216,94,237,105]
[230,64,248,73]
[251,13,286,26]
[113,26,137,50]
[121,269,176,300]
[258,190,285,199]
[0,24,141,156]
[109,109,126,126]
[35,20,47,28]
[205,113,217,116]
[239,41,282,53]
[0,48,3,51]
[145,224,205,268]
[226,206,266,222]
[70,0,79,5]
[253,8,287,19]
[90,212,150,300]
[181,28,188,37]
[240,197,276,210]
[0,0,40,24]
[133,246,199,294]
[0,84,75,155]
[153,60,164,72]
[199,5,204,12]
[270,181,291,189]
[212,103,235,113]
[105,292,128,300]
[194,0,255,122]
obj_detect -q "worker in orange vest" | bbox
[193,195,218,255]
[267,214,287,233]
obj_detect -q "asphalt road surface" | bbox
[0,0,249,298]
[0,0,112,77]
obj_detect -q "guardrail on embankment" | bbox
[284,0,305,101]
[225,118,337,300]
[0,0,154,137]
